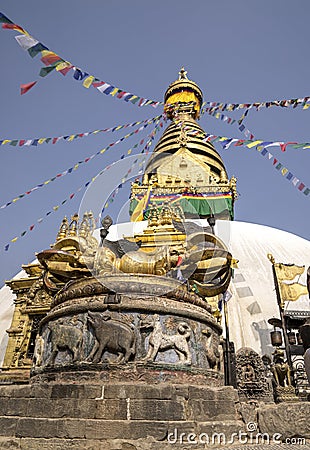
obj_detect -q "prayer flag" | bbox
[27,42,49,58]
[83,75,95,88]
[0,12,13,24]
[20,81,37,95]
[2,23,27,34]
[15,34,39,50]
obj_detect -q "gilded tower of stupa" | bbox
[130,68,237,222]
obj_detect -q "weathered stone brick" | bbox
[94,399,127,420]
[84,420,168,440]
[129,399,185,421]
[6,398,29,417]
[0,417,18,436]
[188,399,236,421]
[51,384,84,399]
[16,418,63,439]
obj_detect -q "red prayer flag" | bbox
[58,64,73,76]
[2,23,26,33]
[20,81,37,95]
[298,183,305,191]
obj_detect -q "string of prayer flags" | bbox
[177,120,310,196]
[0,11,163,107]
[205,107,255,139]
[0,115,161,149]
[101,119,163,215]
[0,117,161,211]
[3,119,164,252]
[205,96,310,113]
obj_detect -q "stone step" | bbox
[0,417,244,445]
[0,432,309,450]
[0,383,239,422]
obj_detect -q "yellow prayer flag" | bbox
[279,281,308,305]
[93,130,100,134]
[110,88,119,97]
[83,76,95,89]
[100,148,106,154]
[246,140,263,148]
[275,263,304,281]
[53,206,59,211]
[11,237,18,243]
[44,180,51,185]
[56,61,71,72]
[38,138,46,144]
[131,185,151,222]
[127,149,132,154]
[281,168,288,176]
[303,103,310,110]
[68,135,75,142]
[219,137,229,142]
[73,164,79,170]
[2,140,11,145]
[12,198,19,203]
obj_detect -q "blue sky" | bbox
[0,0,309,282]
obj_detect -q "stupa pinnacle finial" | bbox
[178,67,188,80]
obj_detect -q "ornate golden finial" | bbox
[56,217,69,241]
[79,213,89,238]
[69,213,79,237]
[178,67,188,80]
[267,253,275,265]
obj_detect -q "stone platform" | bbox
[0,380,309,449]
[0,381,244,449]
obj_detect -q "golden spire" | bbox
[164,68,203,120]
[178,67,188,80]
[56,217,69,241]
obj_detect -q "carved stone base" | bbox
[31,362,223,386]
[33,276,223,386]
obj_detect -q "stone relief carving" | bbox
[202,327,221,370]
[140,314,192,365]
[86,312,136,363]
[46,319,84,366]
[35,309,222,373]
[33,334,44,367]
[236,347,273,401]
